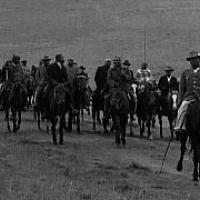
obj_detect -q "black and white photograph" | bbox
[0,0,200,199]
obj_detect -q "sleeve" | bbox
[179,71,186,104]
[47,65,58,86]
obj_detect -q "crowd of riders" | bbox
[0,51,200,140]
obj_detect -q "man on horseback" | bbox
[0,55,27,111]
[35,56,51,106]
[174,51,200,138]
[135,62,153,83]
[45,54,78,118]
[76,65,91,111]
[158,66,179,111]
[95,59,112,94]
[121,60,137,119]
[104,57,135,120]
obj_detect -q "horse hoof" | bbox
[177,162,182,171]
[149,136,153,140]
[59,141,63,145]
[53,141,57,145]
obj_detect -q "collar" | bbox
[56,62,62,69]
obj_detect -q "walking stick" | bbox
[159,137,173,174]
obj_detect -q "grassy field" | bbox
[0,111,200,200]
[1,0,200,199]
[1,0,200,86]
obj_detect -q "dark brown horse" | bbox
[92,89,104,131]
[3,82,24,132]
[136,82,160,139]
[158,90,179,139]
[177,98,200,181]
[68,77,90,133]
[47,83,71,144]
[25,76,36,109]
[109,88,129,147]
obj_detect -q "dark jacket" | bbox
[158,75,179,93]
[94,65,110,91]
[179,68,200,103]
[47,62,68,86]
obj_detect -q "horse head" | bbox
[53,84,69,111]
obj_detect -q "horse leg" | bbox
[121,116,127,147]
[158,114,163,138]
[67,111,73,132]
[114,118,121,148]
[5,109,11,132]
[97,110,101,124]
[147,116,152,140]
[168,117,174,140]
[37,110,41,130]
[177,134,187,171]
[152,115,156,128]
[81,109,84,122]
[129,116,134,137]
[193,148,199,181]
[59,115,64,145]
[51,119,57,144]
[92,108,96,131]
[103,118,109,134]
[138,117,143,137]
[17,111,21,130]
[77,113,80,133]
[12,110,17,133]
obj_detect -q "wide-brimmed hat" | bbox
[113,56,121,62]
[105,58,111,63]
[21,60,27,64]
[80,65,86,70]
[186,51,200,61]
[122,60,131,66]
[12,55,21,62]
[42,56,51,61]
[164,66,174,71]
[55,54,65,61]
[68,58,74,62]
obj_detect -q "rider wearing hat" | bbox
[45,54,78,117]
[135,62,153,83]
[158,66,179,94]
[0,55,27,110]
[35,56,51,105]
[158,66,179,111]
[76,65,90,110]
[94,58,112,93]
[174,51,200,138]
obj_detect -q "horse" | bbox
[92,89,104,131]
[32,88,50,133]
[177,97,200,181]
[158,90,179,139]
[109,87,129,147]
[3,82,24,132]
[68,76,90,133]
[25,76,35,109]
[136,81,160,139]
[47,83,71,145]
